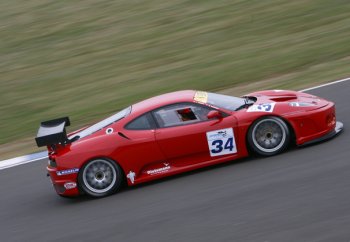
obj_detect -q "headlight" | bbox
[289,102,316,107]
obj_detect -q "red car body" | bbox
[36,90,343,197]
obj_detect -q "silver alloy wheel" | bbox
[82,159,117,194]
[251,118,287,153]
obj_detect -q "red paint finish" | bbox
[44,90,340,196]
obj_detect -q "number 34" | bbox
[211,138,234,154]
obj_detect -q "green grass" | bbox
[1,0,350,159]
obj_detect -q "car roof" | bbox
[131,90,196,114]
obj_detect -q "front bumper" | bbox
[299,121,343,146]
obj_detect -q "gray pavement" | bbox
[0,81,349,242]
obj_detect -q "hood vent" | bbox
[270,94,297,102]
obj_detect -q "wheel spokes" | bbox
[82,159,117,194]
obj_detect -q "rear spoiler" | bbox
[35,117,71,147]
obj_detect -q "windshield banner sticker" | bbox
[206,128,237,157]
[247,103,276,112]
[194,91,208,103]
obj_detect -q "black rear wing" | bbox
[35,117,71,147]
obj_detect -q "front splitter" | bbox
[300,121,343,147]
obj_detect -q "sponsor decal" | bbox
[64,182,77,190]
[56,168,79,176]
[206,128,237,157]
[106,128,114,135]
[127,171,136,184]
[194,91,208,103]
[146,163,171,175]
[247,103,276,112]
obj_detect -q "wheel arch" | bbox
[80,155,126,173]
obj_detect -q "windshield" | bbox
[195,92,247,111]
[70,106,131,140]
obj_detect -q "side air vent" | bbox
[118,132,130,140]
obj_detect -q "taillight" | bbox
[48,158,57,167]
[48,152,57,167]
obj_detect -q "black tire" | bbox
[78,158,124,198]
[247,116,290,156]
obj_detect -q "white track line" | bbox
[0,151,48,170]
[300,77,350,92]
[1,76,350,170]
[0,156,47,170]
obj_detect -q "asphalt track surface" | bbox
[1,82,349,242]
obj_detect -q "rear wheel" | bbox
[78,158,123,197]
[248,116,290,156]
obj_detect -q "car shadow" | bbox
[54,141,328,204]
[66,148,306,203]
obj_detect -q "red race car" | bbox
[35,90,343,197]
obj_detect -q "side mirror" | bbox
[207,110,222,119]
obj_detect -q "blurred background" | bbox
[1,0,350,159]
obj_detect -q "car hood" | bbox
[246,90,329,109]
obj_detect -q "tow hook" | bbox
[47,173,50,177]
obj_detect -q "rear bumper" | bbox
[299,121,343,146]
[47,166,80,197]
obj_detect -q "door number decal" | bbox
[206,128,237,157]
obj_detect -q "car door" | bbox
[117,113,167,181]
[152,102,239,168]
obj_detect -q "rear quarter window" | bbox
[125,113,156,130]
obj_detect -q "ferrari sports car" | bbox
[35,90,343,197]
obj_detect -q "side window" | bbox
[125,113,156,130]
[153,103,213,128]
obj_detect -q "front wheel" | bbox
[247,116,290,156]
[78,158,124,197]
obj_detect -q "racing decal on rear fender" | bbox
[247,103,276,113]
[56,168,79,176]
[206,128,237,157]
